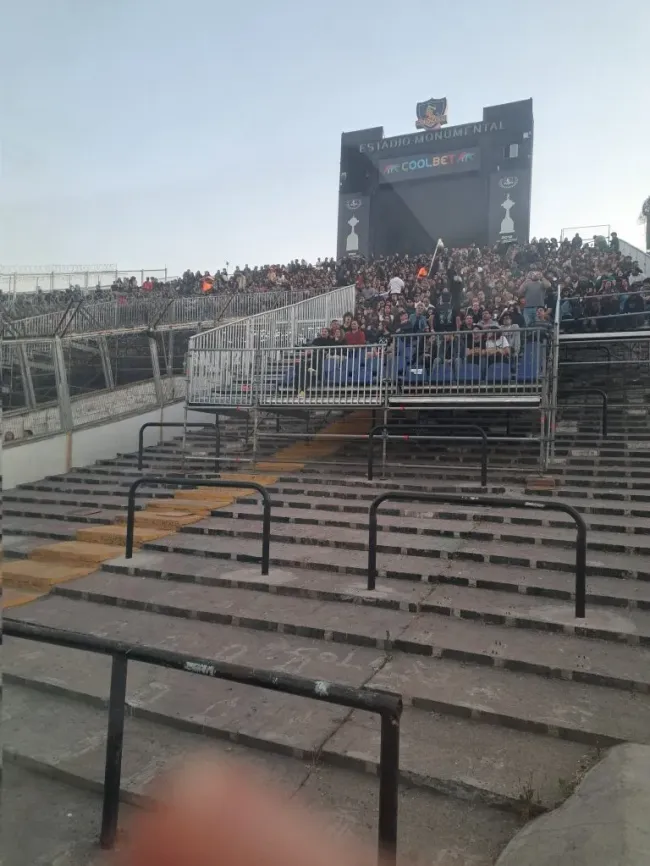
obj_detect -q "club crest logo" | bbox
[415,97,448,131]
[499,175,519,190]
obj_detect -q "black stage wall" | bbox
[337,99,533,259]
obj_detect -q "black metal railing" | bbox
[367,491,588,618]
[125,477,271,574]
[558,388,608,438]
[137,421,220,471]
[3,618,402,862]
[367,425,488,486]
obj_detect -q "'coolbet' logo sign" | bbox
[378,148,480,183]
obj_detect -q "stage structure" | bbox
[337,98,534,257]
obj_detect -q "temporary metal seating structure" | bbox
[186,285,562,469]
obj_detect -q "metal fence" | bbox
[0,267,167,295]
[189,285,356,352]
[4,291,314,339]
[260,345,388,406]
[188,328,551,409]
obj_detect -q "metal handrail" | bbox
[3,618,402,861]
[367,491,588,618]
[557,388,608,438]
[137,421,220,471]
[367,424,488,486]
[125,477,271,574]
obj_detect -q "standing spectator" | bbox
[388,274,405,297]
[519,271,551,327]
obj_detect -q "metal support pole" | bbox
[378,713,400,866]
[100,653,128,849]
[17,344,36,409]
[52,337,73,431]
[166,330,174,378]
[251,408,259,465]
[381,408,388,479]
[214,417,221,474]
[148,336,164,406]
[98,336,115,390]
[181,401,189,471]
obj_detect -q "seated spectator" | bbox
[311,327,335,347]
[344,319,366,345]
[500,311,521,355]
[484,328,510,362]
[478,309,495,330]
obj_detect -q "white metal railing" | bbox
[0,267,167,295]
[618,238,650,279]
[187,327,551,408]
[387,329,549,398]
[3,290,313,338]
[189,285,356,352]
[187,348,257,407]
[259,345,387,406]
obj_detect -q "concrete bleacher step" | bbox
[2,683,523,866]
[102,546,650,615]
[191,508,650,557]
[57,563,650,652]
[4,389,648,861]
[6,594,638,811]
[160,514,650,581]
[204,499,650,536]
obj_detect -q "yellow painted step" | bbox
[255,461,303,472]
[3,559,96,590]
[147,499,222,515]
[115,510,207,530]
[218,474,278,485]
[2,587,45,608]
[31,541,124,566]
[76,525,172,547]
[3,587,45,607]
[174,488,246,501]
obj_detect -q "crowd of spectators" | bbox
[2,233,648,334]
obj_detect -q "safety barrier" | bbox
[367,491,588,618]
[4,290,313,338]
[125,477,271,573]
[188,328,551,409]
[137,421,220,470]
[3,618,402,861]
[367,425,488,485]
[189,285,356,352]
[259,344,387,407]
[557,388,608,438]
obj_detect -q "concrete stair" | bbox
[3,384,649,863]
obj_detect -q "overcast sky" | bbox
[1,0,648,277]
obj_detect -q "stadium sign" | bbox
[359,120,504,154]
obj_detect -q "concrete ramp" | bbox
[496,744,650,866]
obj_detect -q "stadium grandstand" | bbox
[3,229,650,866]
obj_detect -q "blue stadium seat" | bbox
[516,345,545,382]
[429,360,456,384]
[484,361,512,385]
[322,359,346,385]
[403,365,428,386]
[456,361,483,385]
